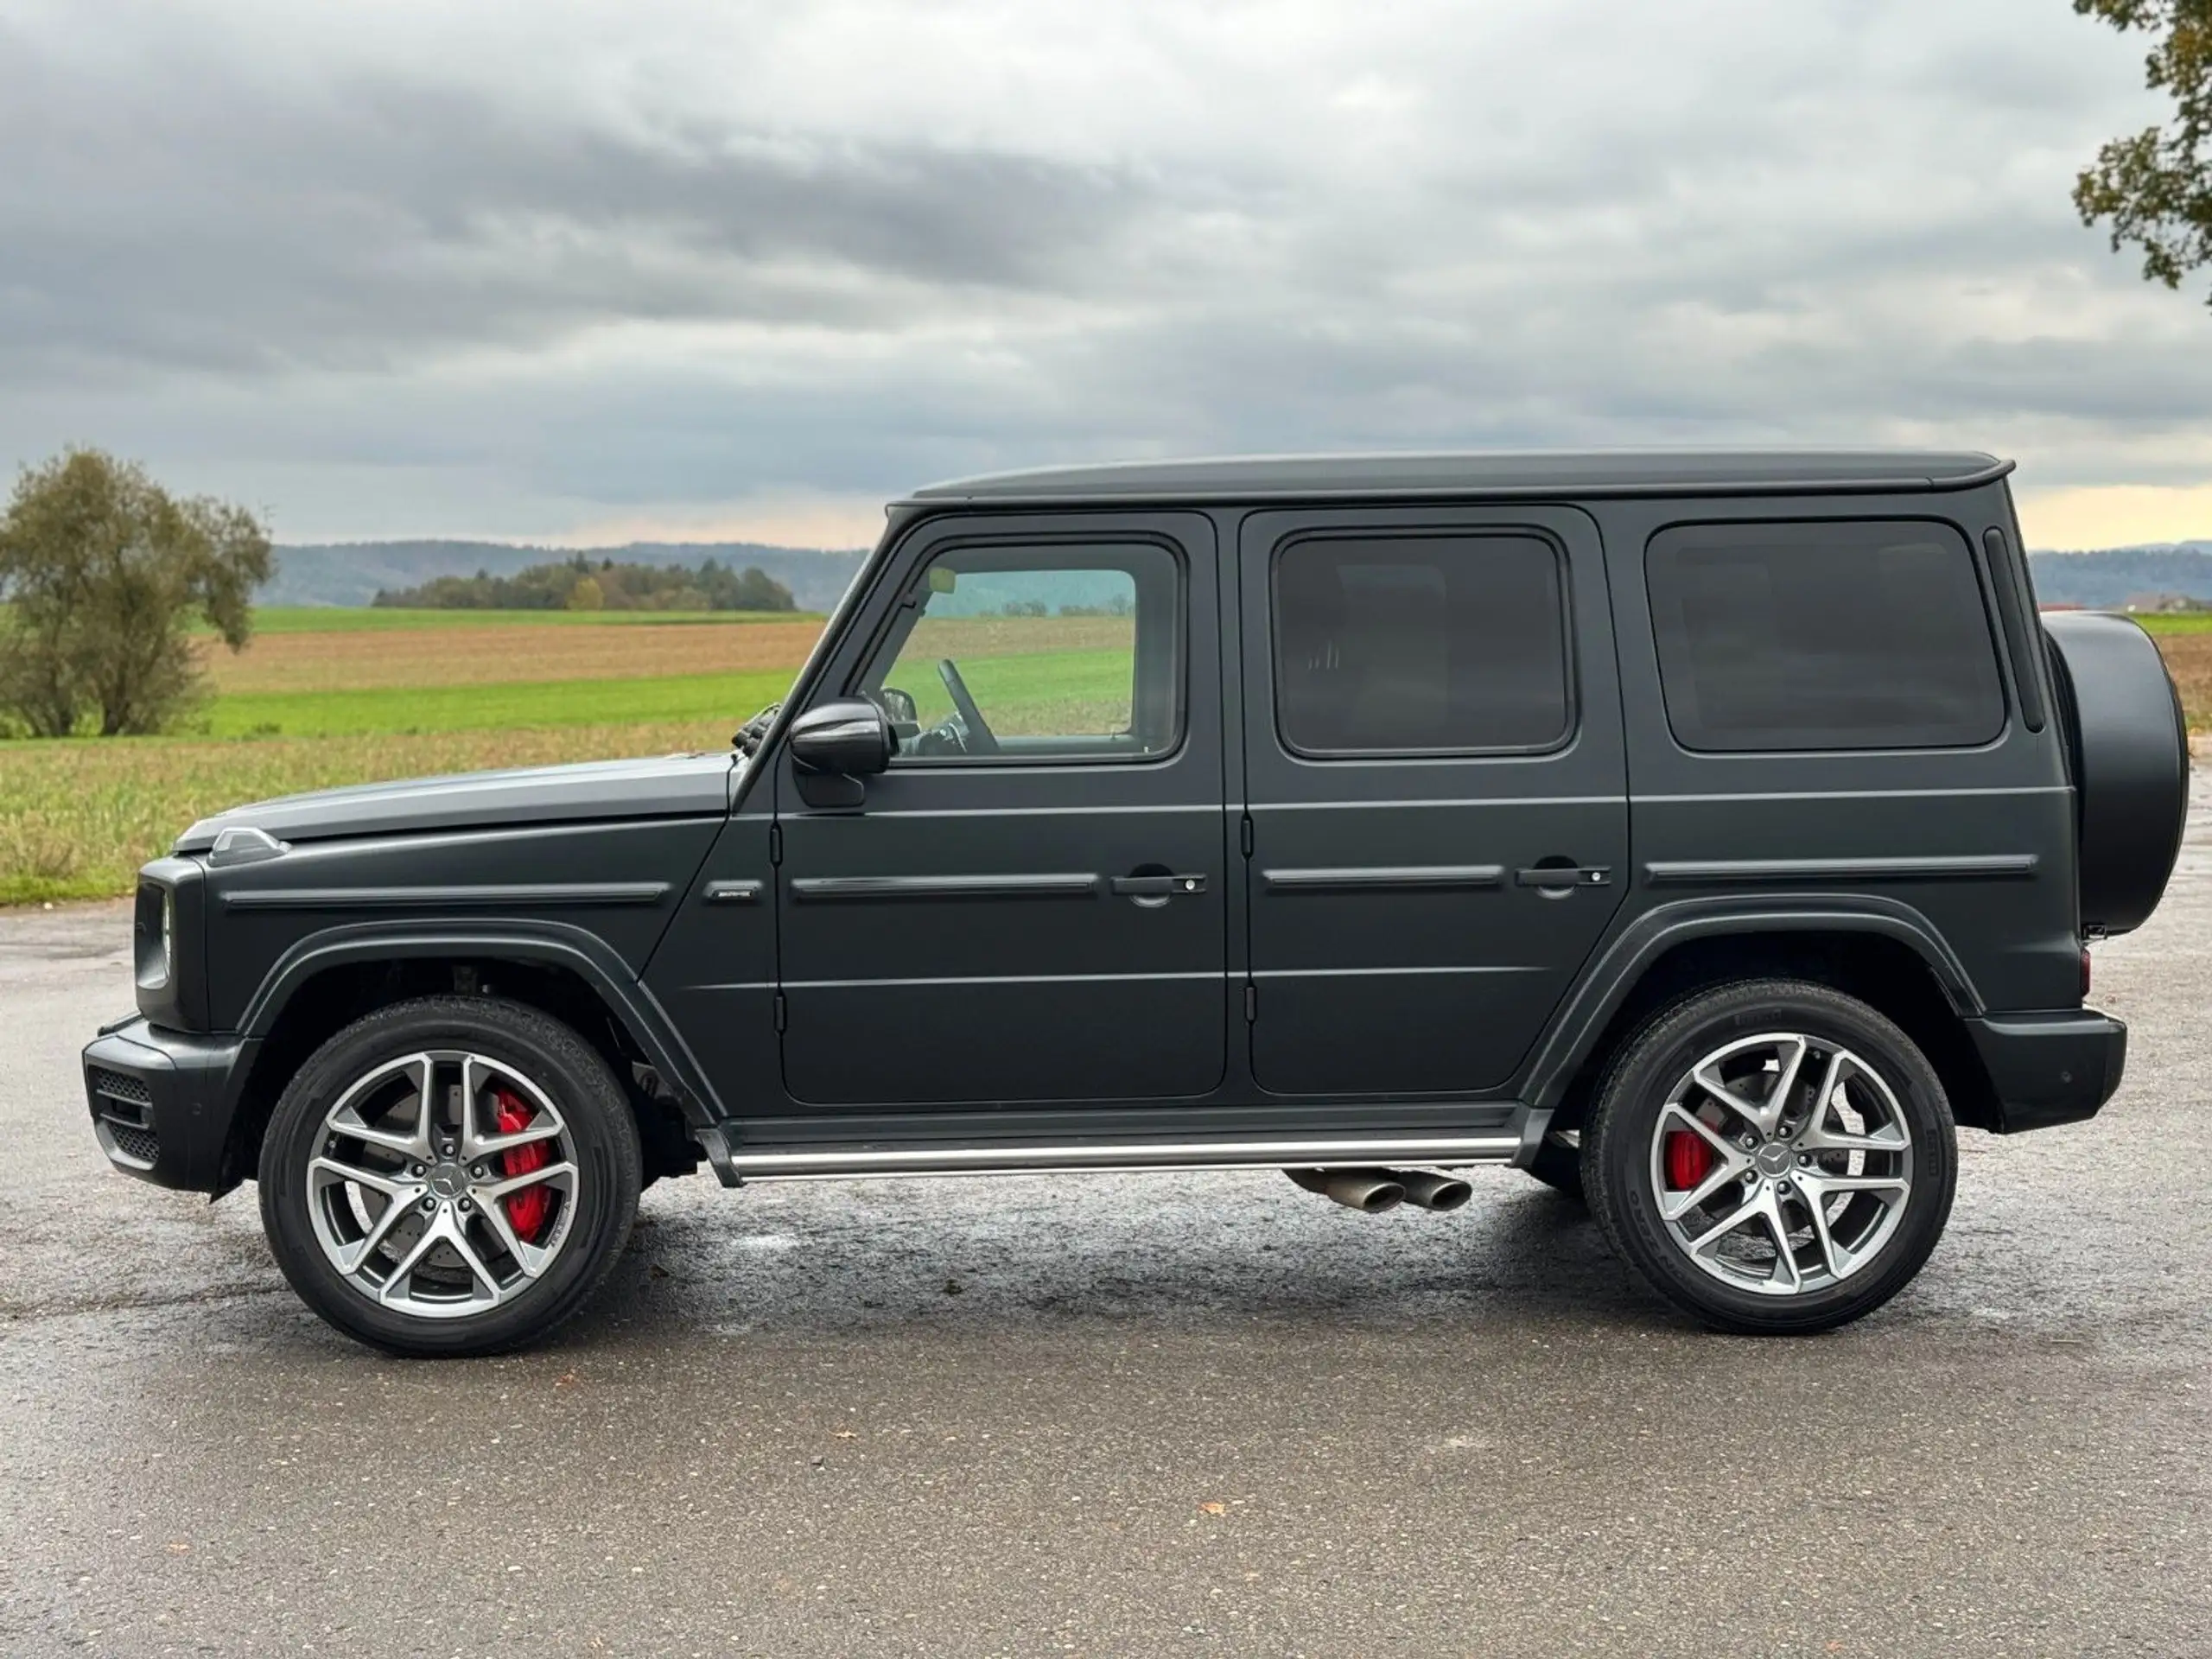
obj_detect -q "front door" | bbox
[775,512,1229,1108]
[1239,506,1628,1097]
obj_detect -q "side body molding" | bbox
[236,919,727,1125]
[1519,895,1986,1113]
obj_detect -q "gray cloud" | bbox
[0,0,2203,537]
[0,56,1178,377]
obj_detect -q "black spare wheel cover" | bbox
[2043,611,2190,936]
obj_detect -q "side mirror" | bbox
[788,698,895,777]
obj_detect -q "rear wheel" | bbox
[1584,979,1955,1334]
[257,996,642,1357]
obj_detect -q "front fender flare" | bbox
[237,918,726,1126]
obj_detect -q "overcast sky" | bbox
[2,0,2206,549]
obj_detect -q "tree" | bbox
[2075,1,2212,303]
[0,449,272,736]
[374,555,796,613]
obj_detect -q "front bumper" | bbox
[1966,1008,2128,1135]
[82,1016,253,1192]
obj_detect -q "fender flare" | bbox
[1522,895,1985,1113]
[236,918,727,1125]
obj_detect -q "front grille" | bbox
[106,1123,161,1166]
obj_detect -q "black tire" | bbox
[257,995,643,1357]
[1583,978,1956,1335]
[1522,1132,1586,1203]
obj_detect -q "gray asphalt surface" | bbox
[3,773,2209,1657]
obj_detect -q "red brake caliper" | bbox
[1663,1128,1715,1192]
[493,1089,552,1243]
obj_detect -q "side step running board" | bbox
[699,1128,1540,1187]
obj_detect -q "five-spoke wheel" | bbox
[260,997,641,1357]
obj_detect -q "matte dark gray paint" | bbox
[1262,865,1506,892]
[787,873,1102,901]
[914,449,2013,503]
[1643,855,2040,886]
[174,752,735,851]
[219,882,671,910]
[84,449,2181,1202]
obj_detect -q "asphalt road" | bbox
[3,772,2208,1657]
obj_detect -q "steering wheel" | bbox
[936,658,1000,755]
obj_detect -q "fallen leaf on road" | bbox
[1198,1503,1226,1516]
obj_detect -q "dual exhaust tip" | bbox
[1284,1166,1471,1215]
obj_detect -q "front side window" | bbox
[1271,533,1573,756]
[859,543,1181,761]
[1646,520,2006,753]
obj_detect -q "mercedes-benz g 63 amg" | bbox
[83,451,2190,1354]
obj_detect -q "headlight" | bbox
[160,887,175,986]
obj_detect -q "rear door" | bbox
[1238,506,1627,1096]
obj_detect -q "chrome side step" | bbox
[700,1129,1531,1187]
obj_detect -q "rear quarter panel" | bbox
[1592,485,2080,1015]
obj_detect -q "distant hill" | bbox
[264,539,869,612]
[262,535,2211,613]
[2029,545,2212,607]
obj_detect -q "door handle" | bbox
[1110,874,1208,898]
[1515,865,1612,890]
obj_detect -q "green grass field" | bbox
[198,606,822,634]
[207,668,800,736]
[3,602,2206,906]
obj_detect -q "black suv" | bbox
[83,451,2190,1355]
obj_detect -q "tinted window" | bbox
[861,543,1181,761]
[1646,521,2005,753]
[1272,535,1571,756]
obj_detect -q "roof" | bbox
[908,449,2012,505]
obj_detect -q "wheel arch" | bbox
[1526,902,2001,1135]
[218,923,721,1193]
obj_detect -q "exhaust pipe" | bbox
[1284,1166,1405,1214]
[1395,1169,1472,1211]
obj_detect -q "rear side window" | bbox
[1272,533,1572,756]
[1646,520,2005,753]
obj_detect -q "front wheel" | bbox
[1583,979,1956,1335]
[257,996,643,1357]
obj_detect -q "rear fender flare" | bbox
[1522,896,1984,1113]
[238,918,725,1126]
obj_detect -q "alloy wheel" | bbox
[1648,1031,1915,1297]
[307,1050,580,1319]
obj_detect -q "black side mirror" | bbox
[788,698,895,777]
